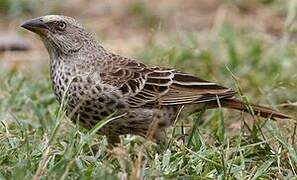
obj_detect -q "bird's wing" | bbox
[127,68,236,107]
[100,55,236,107]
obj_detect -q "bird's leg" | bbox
[106,134,121,147]
[153,129,167,144]
[86,133,121,153]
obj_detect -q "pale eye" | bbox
[58,22,66,30]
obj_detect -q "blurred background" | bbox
[0,0,296,122]
[0,0,295,68]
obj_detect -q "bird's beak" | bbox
[21,18,49,36]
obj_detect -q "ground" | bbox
[0,0,297,179]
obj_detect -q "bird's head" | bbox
[21,15,96,55]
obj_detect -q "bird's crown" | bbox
[40,15,83,28]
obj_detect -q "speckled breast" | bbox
[50,63,128,129]
[65,76,128,128]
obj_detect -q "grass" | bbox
[1,1,297,179]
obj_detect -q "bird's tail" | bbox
[207,99,290,119]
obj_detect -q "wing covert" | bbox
[99,54,236,107]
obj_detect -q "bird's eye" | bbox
[58,22,66,30]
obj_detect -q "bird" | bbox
[21,15,290,145]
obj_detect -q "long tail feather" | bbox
[208,99,290,119]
